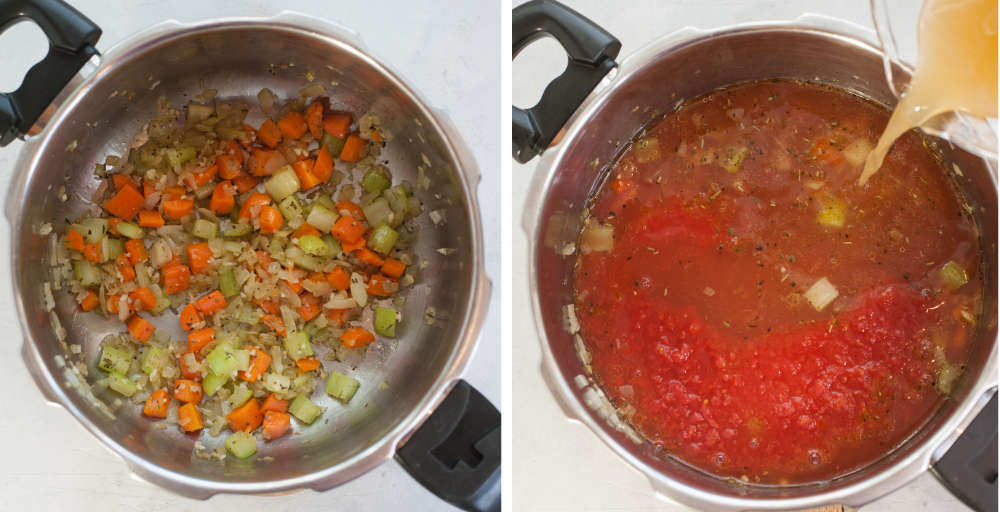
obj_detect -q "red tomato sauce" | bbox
[573,80,983,483]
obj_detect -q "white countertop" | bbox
[0,1,498,511]
[512,1,966,511]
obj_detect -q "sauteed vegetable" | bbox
[52,88,423,459]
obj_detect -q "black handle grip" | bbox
[512,0,620,163]
[931,391,997,512]
[396,380,500,512]
[0,0,101,146]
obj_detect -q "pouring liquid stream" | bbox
[859,0,998,184]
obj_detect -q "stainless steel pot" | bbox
[3,2,498,510]
[515,1,997,510]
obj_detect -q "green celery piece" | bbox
[115,221,145,240]
[283,331,314,360]
[322,133,346,157]
[219,267,241,298]
[140,346,167,375]
[107,372,137,397]
[325,370,360,403]
[374,307,397,338]
[368,224,398,255]
[227,383,253,410]
[225,431,257,459]
[203,373,228,396]
[99,345,134,374]
[361,169,391,193]
[206,343,239,376]
[224,222,253,238]
[192,218,218,240]
[289,394,323,424]
[940,261,968,290]
[298,235,332,257]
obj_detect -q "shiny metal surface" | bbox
[7,13,488,499]
[525,16,998,511]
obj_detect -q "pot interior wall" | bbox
[15,22,478,486]
[535,26,997,500]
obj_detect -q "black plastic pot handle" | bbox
[512,0,620,163]
[932,390,997,512]
[0,0,100,146]
[396,380,500,512]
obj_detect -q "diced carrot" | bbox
[112,174,138,191]
[226,398,263,433]
[232,173,258,194]
[116,255,136,282]
[331,215,366,244]
[297,293,322,322]
[124,239,147,265]
[312,144,334,182]
[209,181,235,214]
[285,279,303,294]
[103,184,144,220]
[186,242,214,274]
[809,137,846,166]
[326,308,349,327]
[293,159,321,190]
[143,388,170,418]
[163,199,195,220]
[292,223,322,239]
[138,210,164,228]
[305,101,324,139]
[224,139,245,162]
[341,237,365,253]
[339,133,367,162]
[261,393,288,413]
[335,200,365,220]
[127,315,155,343]
[238,124,258,148]
[64,229,84,252]
[295,357,321,372]
[251,148,278,177]
[262,410,291,440]
[178,353,202,380]
[340,326,375,349]
[107,294,120,314]
[238,346,271,382]
[173,379,203,404]
[188,164,218,188]
[79,290,100,312]
[162,185,187,200]
[177,402,203,432]
[323,112,352,138]
[216,153,242,180]
[187,327,215,354]
[82,243,101,262]
[368,128,383,143]
[238,193,272,222]
[180,303,203,331]
[356,248,384,267]
[326,267,351,291]
[381,258,406,279]
[130,287,157,311]
[367,274,397,297]
[261,314,286,336]
[162,264,191,294]
[259,205,283,234]
[278,111,308,140]
[257,119,282,148]
[195,290,227,314]
[256,250,274,268]
[255,299,280,315]
[142,180,156,199]
[108,217,122,235]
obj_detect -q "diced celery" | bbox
[817,196,846,228]
[362,197,394,228]
[312,195,336,213]
[264,373,291,394]
[102,236,124,261]
[107,372,137,397]
[359,189,381,207]
[384,186,408,216]
[305,204,338,232]
[374,307,397,338]
[268,238,284,256]
[323,235,342,258]
[217,331,241,348]
[325,370,360,403]
[284,331,314,360]
[285,246,323,272]
[361,169,391,194]
[203,373,228,396]
[206,343,239,376]
[940,261,968,290]
[73,260,101,287]
[151,293,171,315]
[298,235,332,257]
[78,218,108,243]
[223,222,253,237]
[225,431,257,459]
[219,267,241,298]
[177,147,196,165]
[289,394,323,424]
[235,349,252,372]
[264,166,300,201]
[116,221,145,240]
[191,218,218,240]
[140,346,167,375]
[99,345,134,374]
[368,224,399,255]
[164,149,181,171]
[322,133,346,157]
[278,195,304,221]
[227,383,253,410]
[194,183,215,200]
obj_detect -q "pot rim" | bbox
[8,12,490,499]
[526,15,998,511]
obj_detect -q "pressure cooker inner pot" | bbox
[15,22,479,484]
[535,27,997,498]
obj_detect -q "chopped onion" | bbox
[350,272,368,307]
[804,277,839,311]
[580,223,614,254]
[842,138,874,168]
